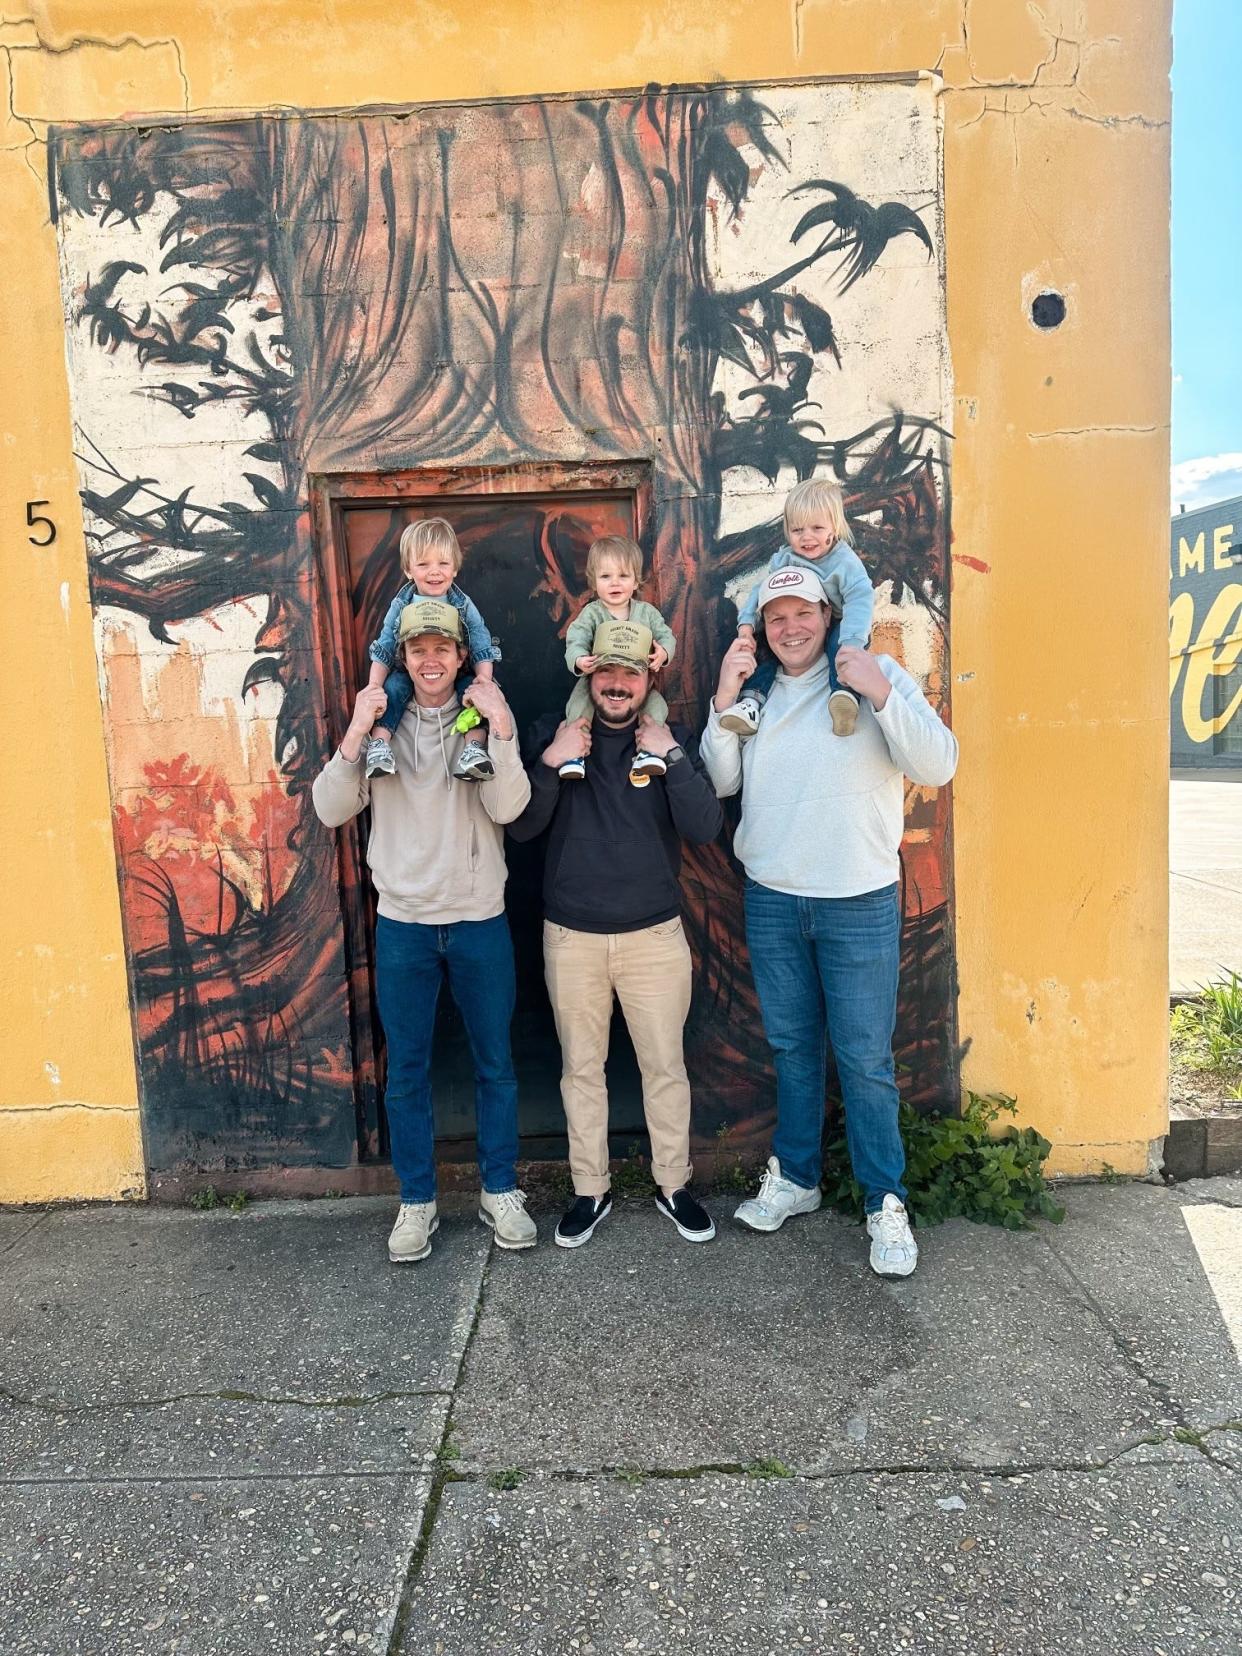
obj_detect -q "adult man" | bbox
[700,568,959,1277]
[312,599,537,1264]
[508,619,724,1248]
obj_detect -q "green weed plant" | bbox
[823,1091,1065,1231]
[1171,973,1242,1073]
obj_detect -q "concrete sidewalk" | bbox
[1171,775,1242,995]
[2,1183,1239,1654]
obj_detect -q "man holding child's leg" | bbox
[508,620,724,1248]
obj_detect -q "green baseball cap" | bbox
[396,599,463,645]
[592,618,652,670]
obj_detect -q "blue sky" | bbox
[1171,0,1242,510]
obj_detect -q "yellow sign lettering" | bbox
[1178,531,1206,576]
[1168,591,1194,696]
[1181,585,1242,743]
[1213,524,1236,572]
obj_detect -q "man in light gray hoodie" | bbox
[312,598,536,1265]
[700,567,959,1277]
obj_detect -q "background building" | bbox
[0,0,1173,1201]
[1170,495,1242,770]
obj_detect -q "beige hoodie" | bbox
[311,695,530,925]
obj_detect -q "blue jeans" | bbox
[743,620,842,703]
[743,880,905,1211]
[377,666,474,734]
[374,913,520,1202]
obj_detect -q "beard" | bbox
[590,681,645,725]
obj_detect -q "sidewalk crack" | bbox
[0,1385,453,1415]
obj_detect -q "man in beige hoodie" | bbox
[312,599,537,1264]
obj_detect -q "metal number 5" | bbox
[26,501,56,547]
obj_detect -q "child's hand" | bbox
[648,643,669,671]
[575,655,598,675]
[737,624,756,642]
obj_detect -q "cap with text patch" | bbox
[754,566,830,612]
[396,599,463,644]
[591,618,653,670]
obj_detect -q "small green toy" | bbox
[454,704,482,735]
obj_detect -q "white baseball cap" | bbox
[754,566,830,611]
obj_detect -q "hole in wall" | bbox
[1031,291,1067,330]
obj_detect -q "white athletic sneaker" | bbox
[454,738,495,781]
[366,736,397,777]
[479,1188,537,1250]
[388,1201,438,1263]
[866,1194,918,1277]
[630,747,668,783]
[733,1156,822,1232]
[828,688,859,737]
[558,757,586,781]
[718,696,762,738]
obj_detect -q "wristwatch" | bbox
[664,744,685,767]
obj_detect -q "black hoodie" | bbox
[507,713,723,933]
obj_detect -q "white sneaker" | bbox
[479,1188,537,1250]
[630,747,668,782]
[454,738,495,781]
[558,757,586,780]
[718,696,762,738]
[828,688,859,737]
[733,1155,822,1232]
[366,736,397,777]
[866,1194,918,1277]
[388,1201,438,1263]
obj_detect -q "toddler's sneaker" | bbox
[719,696,762,738]
[479,1188,537,1250]
[828,688,860,737]
[630,748,667,785]
[454,739,495,782]
[558,757,587,781]
[366,736,397,777]
[388,1200,438,1263]
[866,1194,918,1278]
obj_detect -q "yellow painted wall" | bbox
[0,0,1171,1198]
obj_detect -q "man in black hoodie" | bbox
[509,619,723,1249]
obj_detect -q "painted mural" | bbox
[1169,498,1242,768]
[51,81,953,1174]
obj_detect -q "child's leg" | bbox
[825,620,860,737]
[456,672,489,745]
[452,674,495,780]
[718,654,776,737]
[640,688,670,725]
[566,678,593,723]
[372,667,414,734]
[825,620,842,692]
[741,657,778,704]
[631,687,673,783]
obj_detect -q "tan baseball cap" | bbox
[754,566,830,612]
[592,618,652,670]
[396,599,463,644]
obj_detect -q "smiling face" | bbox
[410,546,457,599]
[786,512,835,561]
[762,595,830,677]
[401,633,467,706]
[593,557,639,612]
[589,661,650,725]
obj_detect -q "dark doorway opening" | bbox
[313,462,656,1165]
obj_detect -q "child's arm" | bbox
[367,659,389,689]
[642,602,677,669]
[368,589,410,670]
[456,590,502,668]
[565,603,599,674]
[832,546,876,649]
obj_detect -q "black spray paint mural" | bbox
[52,81,953,1173]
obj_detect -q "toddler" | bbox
[719,477,874,739]
[562,535,676,787]
[364,517,500,781]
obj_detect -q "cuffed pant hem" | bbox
[571,1175,612,1198]
[651,1161,693,1191]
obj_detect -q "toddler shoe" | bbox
[828,688,859,737]
[365,735,397,777]
[719,696,762,738]
[454,738,495,781]
[558,757,587,781]
[630,748,667,786]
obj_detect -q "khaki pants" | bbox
[543,918,694,1196]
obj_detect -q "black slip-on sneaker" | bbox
[655,1188,716,1242]
[554,1193,612,1249]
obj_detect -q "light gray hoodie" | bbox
[311,694,530,925]
[700,655,958,899]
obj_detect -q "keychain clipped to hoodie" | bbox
[454,705,482,736]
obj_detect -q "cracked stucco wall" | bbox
[0,0,1172,1200]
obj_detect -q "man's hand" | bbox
[463,678,514,740]
[835,645,891,710]
[713,634,758,713]
[541,717,592,770]
[339,683,390,762]
[648,643,669,672]
[636,716,678,758]
[574,654,598,675]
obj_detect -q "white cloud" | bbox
[1171,452,1242,513]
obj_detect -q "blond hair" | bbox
[585,534,643,586]
[398,516,463,578]
[783,477,853,547]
